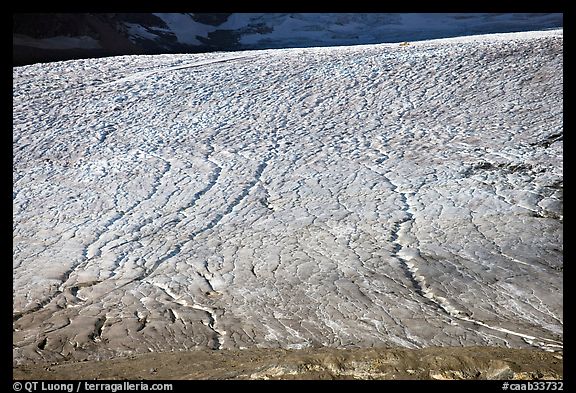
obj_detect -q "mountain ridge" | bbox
[13,13,563,65]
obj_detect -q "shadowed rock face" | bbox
[13,14,146,65]
[12,13,563,65]
[191,13,233,26]
[13,30,562,366]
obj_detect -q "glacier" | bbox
[13,29,563,365]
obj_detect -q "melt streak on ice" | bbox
[13,30,563,364]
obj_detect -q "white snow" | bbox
[234,13,562,46]
[152,13,218,45]
[13,29,563,365]
[124,23,162,41]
